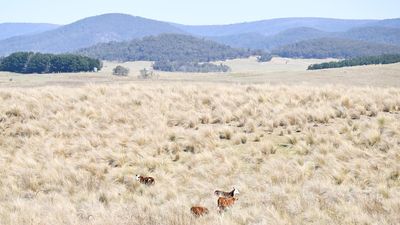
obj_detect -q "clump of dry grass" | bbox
[0,83,399,225]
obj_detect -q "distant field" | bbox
[0,83,399,225]
[1,57,400,87]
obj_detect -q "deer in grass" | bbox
[190,206,209,217]
[135,174,155,185]
[217,197,238,212]
[214,187,239,197]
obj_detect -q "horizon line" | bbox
[0,13,399,26]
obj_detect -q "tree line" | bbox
[308,54,400,70]
[0,52,102,74]
[152,61,231,73]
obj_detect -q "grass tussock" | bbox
[0,84,400,225]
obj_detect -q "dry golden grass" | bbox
[1,57,400,87]
[0,83,399,225]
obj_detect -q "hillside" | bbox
[208,33,271,50]
[0,23,59,41]
[272,38,400,59]
[174,18,375,36]
[370,18,400,28]
[0,14,185,56]
[209,26,400,51]
[209,27,329,50]
[1,14,399,58]
[77,34,258,62]
[338,26,400,46]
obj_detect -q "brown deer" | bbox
[190,206,209,217]
[217,197,238,212]
[135,174,155,185]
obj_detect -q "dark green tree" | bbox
[0,52,102,74]
[257,53,273,62]
[112,65,129,76]
[308,54,400,70]
[153,61,231,73]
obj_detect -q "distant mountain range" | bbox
[0,23,60,40]
[0,14,185,56]
[0,13,400,58]
[174,18,377,36]
[208,26,400,51]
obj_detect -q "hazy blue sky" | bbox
[1,0,399,25]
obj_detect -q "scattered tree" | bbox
[138,68,158,79]
[112,65,129,76]
[257,53,273,62]
[153,61,231,73]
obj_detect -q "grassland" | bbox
[0,58,400,225]
[1,57,400,87]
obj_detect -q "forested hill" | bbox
[0,14,185,56]
[207,26,400,52]
[174,18,375,36]
[77,34,259,62]
[272,38,400,59]
[339,26,400,46]
[208,27,328,50]
[1,14,399,59]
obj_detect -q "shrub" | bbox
[112,65,129,76]
[0,56,4,70]
[257,53,273,62]
[138,68,157,79]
